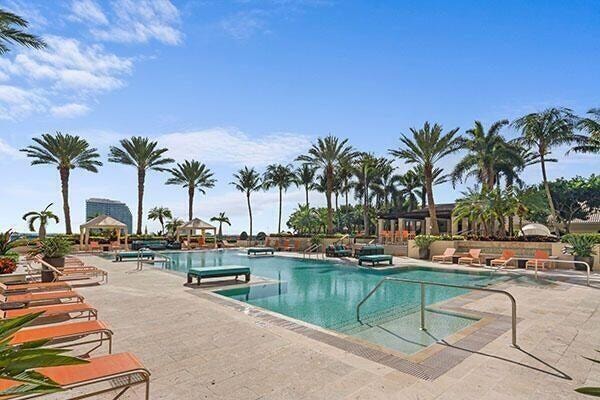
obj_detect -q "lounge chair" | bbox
[0,280,71,295]
[491,250,516,268]
[281,239,293,251]
[526,250,552,270]
[187,265,251,285]
[293,239,302,252]
[0,352,150,400]
[247,247,275,255]
[89,241,101,252]
[358,254,393,266]
[10,320,113,355]
[29,256,108,284]
[1,290,84,306]
[458,249,482,266]
[432,248,456,263]
[2,302,98,322]
[198,236,206,247]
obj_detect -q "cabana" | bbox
[176,218,217,249]
[80,215,129,251]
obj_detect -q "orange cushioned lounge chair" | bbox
[30,256,108,284]
[88,241,101,252]
[526,250,552,270]
[491,250,516,268]
[2,302,97,322]
[1,290,84,306]
[431,248,455,263]
[0,280,71,295]
[0,352,150,400]
[458,249,482,266]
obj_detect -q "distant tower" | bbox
[85,198,133,233]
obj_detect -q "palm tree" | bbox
[389,122,461,235]
[263,164,296,233]
[231,167,262,241]
[147,206,172,235]
[397,170,420,211]
[351,153,386,234]
[571,108,600,154]
[297,135,355,234]
[22,203,59,240]
[108,136,173,234]
[295,164,317,208]
[21,132,102,234]
[451,120,523,190]
[165,160,216,221]
[0,9,46,55]
[210,212,231,239]
[165,217,184,237]
[512,108,577,233]
[372,161,402,210]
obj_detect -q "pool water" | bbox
[161,250,506,354]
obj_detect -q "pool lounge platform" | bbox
[187,265,251,285]
[358,254,393,266]
[247,247,275,255]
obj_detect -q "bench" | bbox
[358,254,393,267]
[115,251,155,262]
[187,266,251,285]
[247,247,275,255]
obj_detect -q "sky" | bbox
[0,0,598,235]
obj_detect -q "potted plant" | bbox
[414,235,437,260]
[0,229,20,275]
[30,236,72,281]
[562,234,596,271]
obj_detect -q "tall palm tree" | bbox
[22,203,59,240]
[297,135,355,234]
[165,160,216,221]
[451,120,523,190]
[571,108,600,154]
[210,212,231,239]
[21,132,102,234]
[230,167,262,241]
[165,217,184,237]
[0,9,46,55]
[371,161,402,210]
[295,164,317,208]
[396,170,420,211]
[512,108,577,233]
[389,122,461,235]
[147,206,172,235]
[263,164,296,233]
[412,165,448,208]
[351,153,386,234]
[108,136,173,234]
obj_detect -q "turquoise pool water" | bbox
[159,250,506,354]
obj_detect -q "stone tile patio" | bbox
[73,254,600,399]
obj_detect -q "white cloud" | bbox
[0,138,23,159]
[220,10,270,40]
[70,0,182,45]
[69,0,108,25]
[157,127,312,166]
[50,103,91,118]
[0,85,47,120]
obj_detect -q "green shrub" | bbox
[414,235,438,249]
[561,233,600,245]
[30,236,72,258]
[0,251,19,263]
[562,234,598,257]
[310,234,324,246]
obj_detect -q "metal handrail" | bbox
[303,243,322,259]
[356,277,519,348]
[332,234,350,245]
[491,257,592,286]
[136,248,173,270]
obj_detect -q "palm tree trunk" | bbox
[326,166,334,234]
[305,186,309,208]
[425,165,439,235]
[136,169,145,235]
[540,156,559,234]
[421,186,426,208]
[278,187,283,233]
[218,222,223,238]
[39,224,46,240]
[188,186,195,221]
[59,167,72,234]
[247,193,253,242]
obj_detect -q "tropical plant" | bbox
[414,234,438,249]
[396,170,421,211]
[350,153,387,235]
[22,204,59,240]
[371,161,402,211]
[0,8,45,55]
[210,212,231,239]
[297,135,355,234]
[165,217,184,237]
[147,206,172,236]
[575,350,600,396]
[389,122,461,234]
[287,204,320,235]
[263,163,296,234]
[0,312,88,398]
[21,132,102,234]
[295,164,317,208]
[230,167,262,241]
[30,236,72,259]
[546,175,600,233]
[571,108,600,154]
[0,229,17,256]
[451,120,523,189]
[562,235,597,258]
[108,136,173,234]
[165,160,216,220]
[0,257,17,274]
[512,108,579,234]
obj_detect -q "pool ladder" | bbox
[136,248,174,271]
[303,243,324,259]
[356,277,519,348]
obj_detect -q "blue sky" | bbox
[0,0,598,235]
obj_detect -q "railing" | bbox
[302,243,323,259]
[136,248,173,271]
[491,257,592,287]
[356,277,519,348]
[332,234,350,246]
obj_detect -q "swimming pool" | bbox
[159,250,506,354]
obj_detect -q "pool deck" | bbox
[74,253,600,399]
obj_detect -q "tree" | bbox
[297,135,355,234]
[21,132,102,234]
[287,204,320,235]
[512,108,578,234]
[147,206,172,235]
[165,217,184,237]
[350,153,386,234]
[210,212,231,239]
[389,122,461,234]
[547,175,600,233]
[263,164,296,233]
[0,9,45,55]
[165,160,216,221]
[571,108,600,154]
[231,167,262,241]
[295,164,317,208]
[452,120,523,189]
[108,136,173,234]
[22,203,59,240]
[371,161,401,210]
[412,165,447,208]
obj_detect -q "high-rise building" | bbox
[86,198,133,233]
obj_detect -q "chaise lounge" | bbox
[247,247,275,255]
[358,254,393,267]
[115,251,155,262]
[187,265,251,285]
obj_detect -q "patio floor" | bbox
[72,254,600,399]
